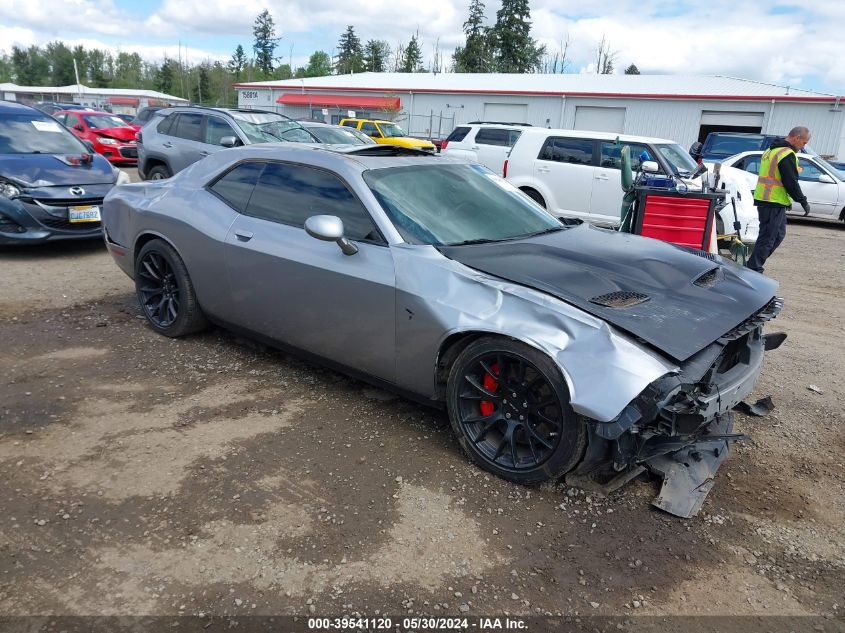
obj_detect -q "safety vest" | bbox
[754,146,798,206]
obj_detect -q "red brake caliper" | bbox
[480,362,499,416]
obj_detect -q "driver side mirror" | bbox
[304,215,359,256]
[641,160,660,174]
[219,136,238,148]
[74,123,84,131]
[818,173,835,184]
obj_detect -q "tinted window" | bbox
[446,126,471,142]
[341,120,358,128]
[798,158,825,182]
[599,141,654,171]
[157,114,176,135]
[245,163,380,241]
[206,117,238,145]
[360,122,379,137]
[539,137,593,165]
[474,128,513,147]
[173,113,203,142]
[209,162,264,213]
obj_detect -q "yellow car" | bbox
[339,118,436,152]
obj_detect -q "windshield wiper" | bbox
[528,226,565,237]
[447,237,501,246]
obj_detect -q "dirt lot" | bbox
[0,204,843,629]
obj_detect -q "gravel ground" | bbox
[0,182,843,629]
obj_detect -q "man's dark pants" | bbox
[748,203,787,273]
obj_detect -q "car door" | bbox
[205,115,242,148]
[793,158,839,216]
[361,122,385,144]
[168,113,211,174]
[471,128,518,176]
[223,160,396,381]
[591,141,656,224]
[534,136,595,220]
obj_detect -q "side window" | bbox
[156,114,176,135]
[798,159,824,182]
[206,117,238,145]
[65,114,80,129]
[446,126,471,143]
[507,130,523,146]
[55,114,67,125]
[539,137,593,165]
[245,162,381,242]
[474,128,511,147]
[208,162,265,213]
[173,113,203,142]
[361,122,379,137]
[741,156,761,175]
[341,120,358,128]
[599,142,653,170]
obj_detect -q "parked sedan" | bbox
[55,110,139,165]
[299,121,375,145]
[0,101,127,245]
[102,144,784,518]
[722,150,845,221]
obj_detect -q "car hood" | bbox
[0,153,115,186]
[93,127,137,142]
[438,224,778,362]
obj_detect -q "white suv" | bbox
[505,127,758,243]
[441,122,529,176]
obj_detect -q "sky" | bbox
[1,0,843,95]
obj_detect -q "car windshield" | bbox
[0,114,88,154]
[230,112,316,143]
[378,122,406,138]
[82,114,129,129]
[308,125,372,144]
[656,143,699,176]
[363,163,562,245]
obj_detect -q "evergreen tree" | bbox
[453,0,493,73]
[253,9,280,76]
[44,41,77,85]
[296,51,332,78]
[0,53,13,83]
[12,45,49,85]
[274,64,293,80]
[363,40,390,72]
[156,57,174,93]
[399,32,424,73]
[335,26,365,74]
[624,63,640,75]
[228,44,248,80]
[490,0,544,73]
[87,49,111,87]
[193,64,210,103]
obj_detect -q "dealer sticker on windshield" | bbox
[68,205,101,223]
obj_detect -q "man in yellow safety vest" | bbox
[747,126,811,273]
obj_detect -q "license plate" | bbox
[68,205,101,223]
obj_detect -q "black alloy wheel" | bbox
[447,337,586,484]
[135,239,207,337]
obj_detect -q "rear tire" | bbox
[135,239,207,337]
[446,337,586,484]
[147,164,171,180]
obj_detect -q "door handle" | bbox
[162,142,173,148]
[199,151,210,156]
[537,166,550,173]
[594,174,609,180]
[234,230,253,242]
[471,145,480,150]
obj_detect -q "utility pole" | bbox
[72,58,82,103]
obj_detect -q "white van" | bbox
[441,122,529,176]
[504,127,758,243]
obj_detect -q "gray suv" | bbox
[137,107,318,180]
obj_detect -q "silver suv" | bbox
[137,107,318,180]
[440,121,530,176]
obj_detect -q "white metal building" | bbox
[1,83,187,114]
[234,73,845,159]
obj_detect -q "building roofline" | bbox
[232,83,842,102]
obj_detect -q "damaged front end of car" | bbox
[566,297,785,518]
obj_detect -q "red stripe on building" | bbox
[275,93,400,109]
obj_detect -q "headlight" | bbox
[115,170,131,186]
[0,180,21,198]
[98,137,119,145]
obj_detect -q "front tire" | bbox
[147,164,172,180]
[135,239,207,337]
[446,337,586,484]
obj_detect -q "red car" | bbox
[55,110,139,165]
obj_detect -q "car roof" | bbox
[518,127,676,145]
[0,100,45,115]
[732,150,814,158]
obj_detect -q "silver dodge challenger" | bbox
[102,144,785,518]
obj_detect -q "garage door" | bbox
[483,103,528,123]
[700,111,764,127]
[574,106,626,133]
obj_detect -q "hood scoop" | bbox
[589,290,650,308]
[693,267,722,288]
